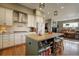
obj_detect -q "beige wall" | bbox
[0,3,34,15]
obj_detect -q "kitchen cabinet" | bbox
[5,9,13,26]
[19,13,27,23]
[14,33,27,45]
[0,35,2,49]
[15,33,22,45]
[21,34,26,44]
[0,33,26,50]
[0,34,15,49]
[3,34,10,48]
[9,34,15,47]
[0,7,13,26]
[0,34,10,49]
[27,14,36,27]
[0,7,5,25]
[13,11,27,24]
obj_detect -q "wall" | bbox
[58,19,79,32]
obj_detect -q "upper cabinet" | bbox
[0,7,13,26]
[5,8,13,26]
[27,14,36,27]
[13,11,27,24]
[0,7,5,25]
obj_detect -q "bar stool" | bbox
[54,37,64,55]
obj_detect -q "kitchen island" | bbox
[26,33,64,56]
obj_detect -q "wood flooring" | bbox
[0,44,27,56]
[0,39,79,56]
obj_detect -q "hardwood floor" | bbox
[0,44,26,56]
[63,39,79,56]
[0,39,79,56]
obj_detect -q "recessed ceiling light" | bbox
[61,6,64,9]
[48,12,49,14]
[44,15,45,17]
[40,8,42,10]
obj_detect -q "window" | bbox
[63,22,78,28]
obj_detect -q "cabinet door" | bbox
[22,35,26,44]
[0,7,5,25]
[5,9,13,26]
[0,35,2,49]
[3,34,10,48]
[21,33,26,44]
[9,34,15,47]
[27,14,35,27]
[15,33,22,45]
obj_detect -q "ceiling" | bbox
[20,3,79,21]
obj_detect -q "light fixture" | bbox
[48,12,49,14]
[54,10,58,16]
[40,8,42,10]
[39,3,45,10]
[61,6,64,9]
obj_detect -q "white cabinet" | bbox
[27,14,35,27]
[0,7,13,26]
[14,33,26,45]
[0,34,10,49]
[15,33,22,45]
[0,33,26,49]
[9,34,15,47]
[0,34,15,49]
[21,33,26,44]
[0,7,5,25]
[3,34,10,48]
[0,35,2,49]
[5,9,13,26]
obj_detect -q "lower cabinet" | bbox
[3,34,10,49]
[0,33,26,56]
[0,35,2,49]
[0,33,26,49]
[14,33,22,45]
[9,34,15,47]
[21,34,26,44]
[14,33,26,45]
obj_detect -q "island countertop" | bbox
[26,33,63,42]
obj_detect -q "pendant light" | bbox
[39,3,45,10]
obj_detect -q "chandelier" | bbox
[39,3,45,9]
[54,10,58,16]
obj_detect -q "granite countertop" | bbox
[26,33,63,42]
